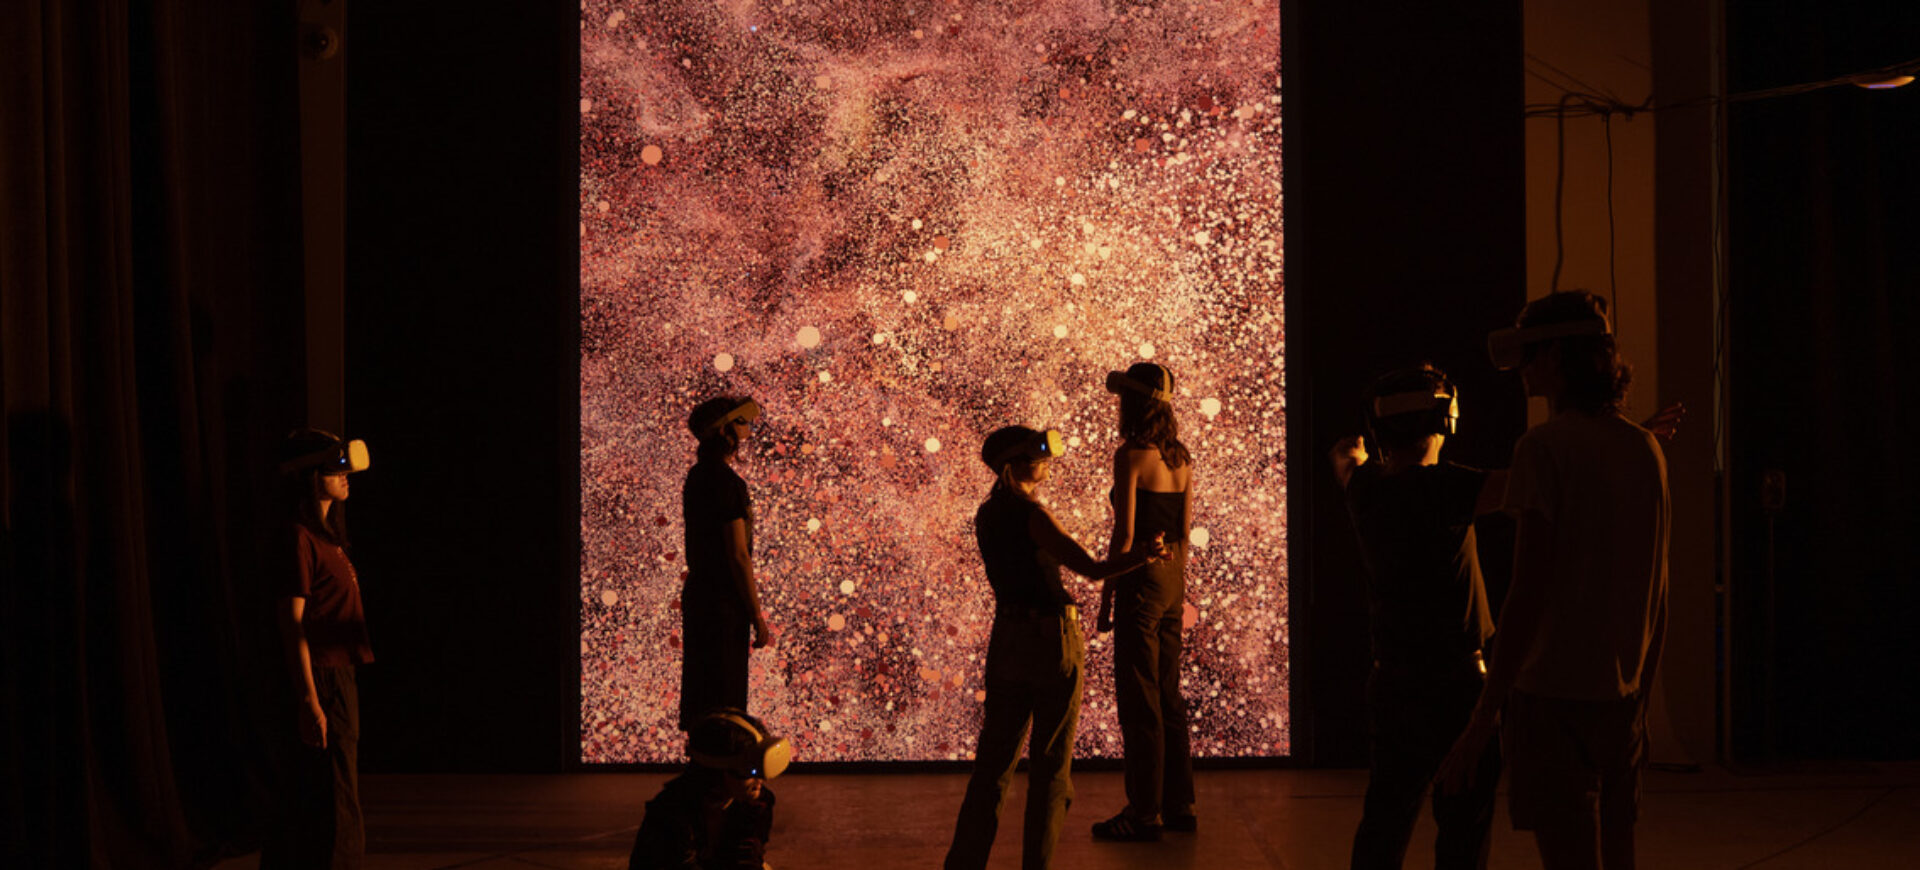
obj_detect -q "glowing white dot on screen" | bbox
[924,437,942,453]
[1069,273,1086,286]
[1053,325,1069,339]
[797,325,822,348]
[840,580,856,595]
[1190,527,1211,548]
[807,518,822,533]
[1138,341,1156,358]
[1068,435,1083,448]
[714,352,735,372]
[828,613,847,631]
[600,590,619,606]
[1193,230,1212,246]
[882,417,893,427]
[1200,397,1222,417]
[911,218,924,230]
[903,290,919,304]
[818,371,832,383]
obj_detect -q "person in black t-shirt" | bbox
[1330,365,1505,870]
[680,396,773,731]
[945,425,1168,870]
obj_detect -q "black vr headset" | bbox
[1105,364,1175,403]
[278,431,371,476]
[692,398,763,439]
[990,428,1066,469]
[1364,368,1459,443]
[687,710,792,780]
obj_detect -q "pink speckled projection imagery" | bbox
[581,0,1285,763]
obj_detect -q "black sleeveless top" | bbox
[975,488,1073,613]
[1129,489,1185,546]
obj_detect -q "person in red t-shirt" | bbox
[263,428,374,870]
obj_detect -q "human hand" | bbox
[1096,582,1116,633]
[298,696,328,749]
[1329,435,1368,468]
[1434,706,1497,795]
[1641,401,1686,442]
[751,613,773,649]
[1142,532,1170,562]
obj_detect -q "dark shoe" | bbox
[1092,811,1163,842]
[1164,813,1198,832]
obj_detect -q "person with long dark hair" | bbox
[1091,362,1198,842]
[680,396,773,731]
[946,425,1167,870]
[1438,291,1671,870]
[263,428,374,869]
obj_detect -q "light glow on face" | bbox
[582,0,1286,763]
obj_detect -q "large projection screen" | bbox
[581,0,1284,763]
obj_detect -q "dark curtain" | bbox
[2,1,305,866]
[1727,0,1920,760]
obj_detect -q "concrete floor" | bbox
[213,765,1920,869]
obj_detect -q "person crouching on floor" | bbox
[629,709,790,870]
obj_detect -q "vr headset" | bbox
[1105,367,1174,403]
[278,436,371,476]
[700,398,762,438]
[1369,388,1460,437]
[992,428,1066,468]
[687,711,792,780]
[1486,319,1610,371]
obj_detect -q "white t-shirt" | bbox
[1503,412,1670,700]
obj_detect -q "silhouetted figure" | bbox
[1091,363,1196,842]
[680,397,773,731]
[1439,292,1670,870]
[629,709,788,870]
[946,426,1167,870]
[1330,365,1503,869]
[263,429,375,870]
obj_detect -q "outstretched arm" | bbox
[1328,436,1368,489]
[1032,505,1165,582]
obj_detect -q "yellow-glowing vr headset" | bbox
[992,428,1066,468]
[1486,319,1611,371]
[687,711,792,780]
[278,436,371,476]
[1105,367,1175,403]
[699,398,762,438]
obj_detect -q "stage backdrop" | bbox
[581,0,1284,763]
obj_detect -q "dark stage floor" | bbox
[213,765,1920,869]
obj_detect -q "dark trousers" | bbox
[263,665,364,870]
[680,600,749,730]
[1111,555,1195,819]
[946,612,1084,870]
[1351,660,1500,870]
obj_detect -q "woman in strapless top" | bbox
[1092,362,1199,842]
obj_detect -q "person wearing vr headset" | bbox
[628,708,789,870]
[1090,362,1198,842]
[1436,291,1671,870]
[680,397,774,732]
[945,425,1169,870]
[263,428,374,870]
[1329,364,1505,870]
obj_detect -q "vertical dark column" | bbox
[1651,0,1725,766]
[1284,0,1527,765]
[298,0,348,431]
[344,3,579,772]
